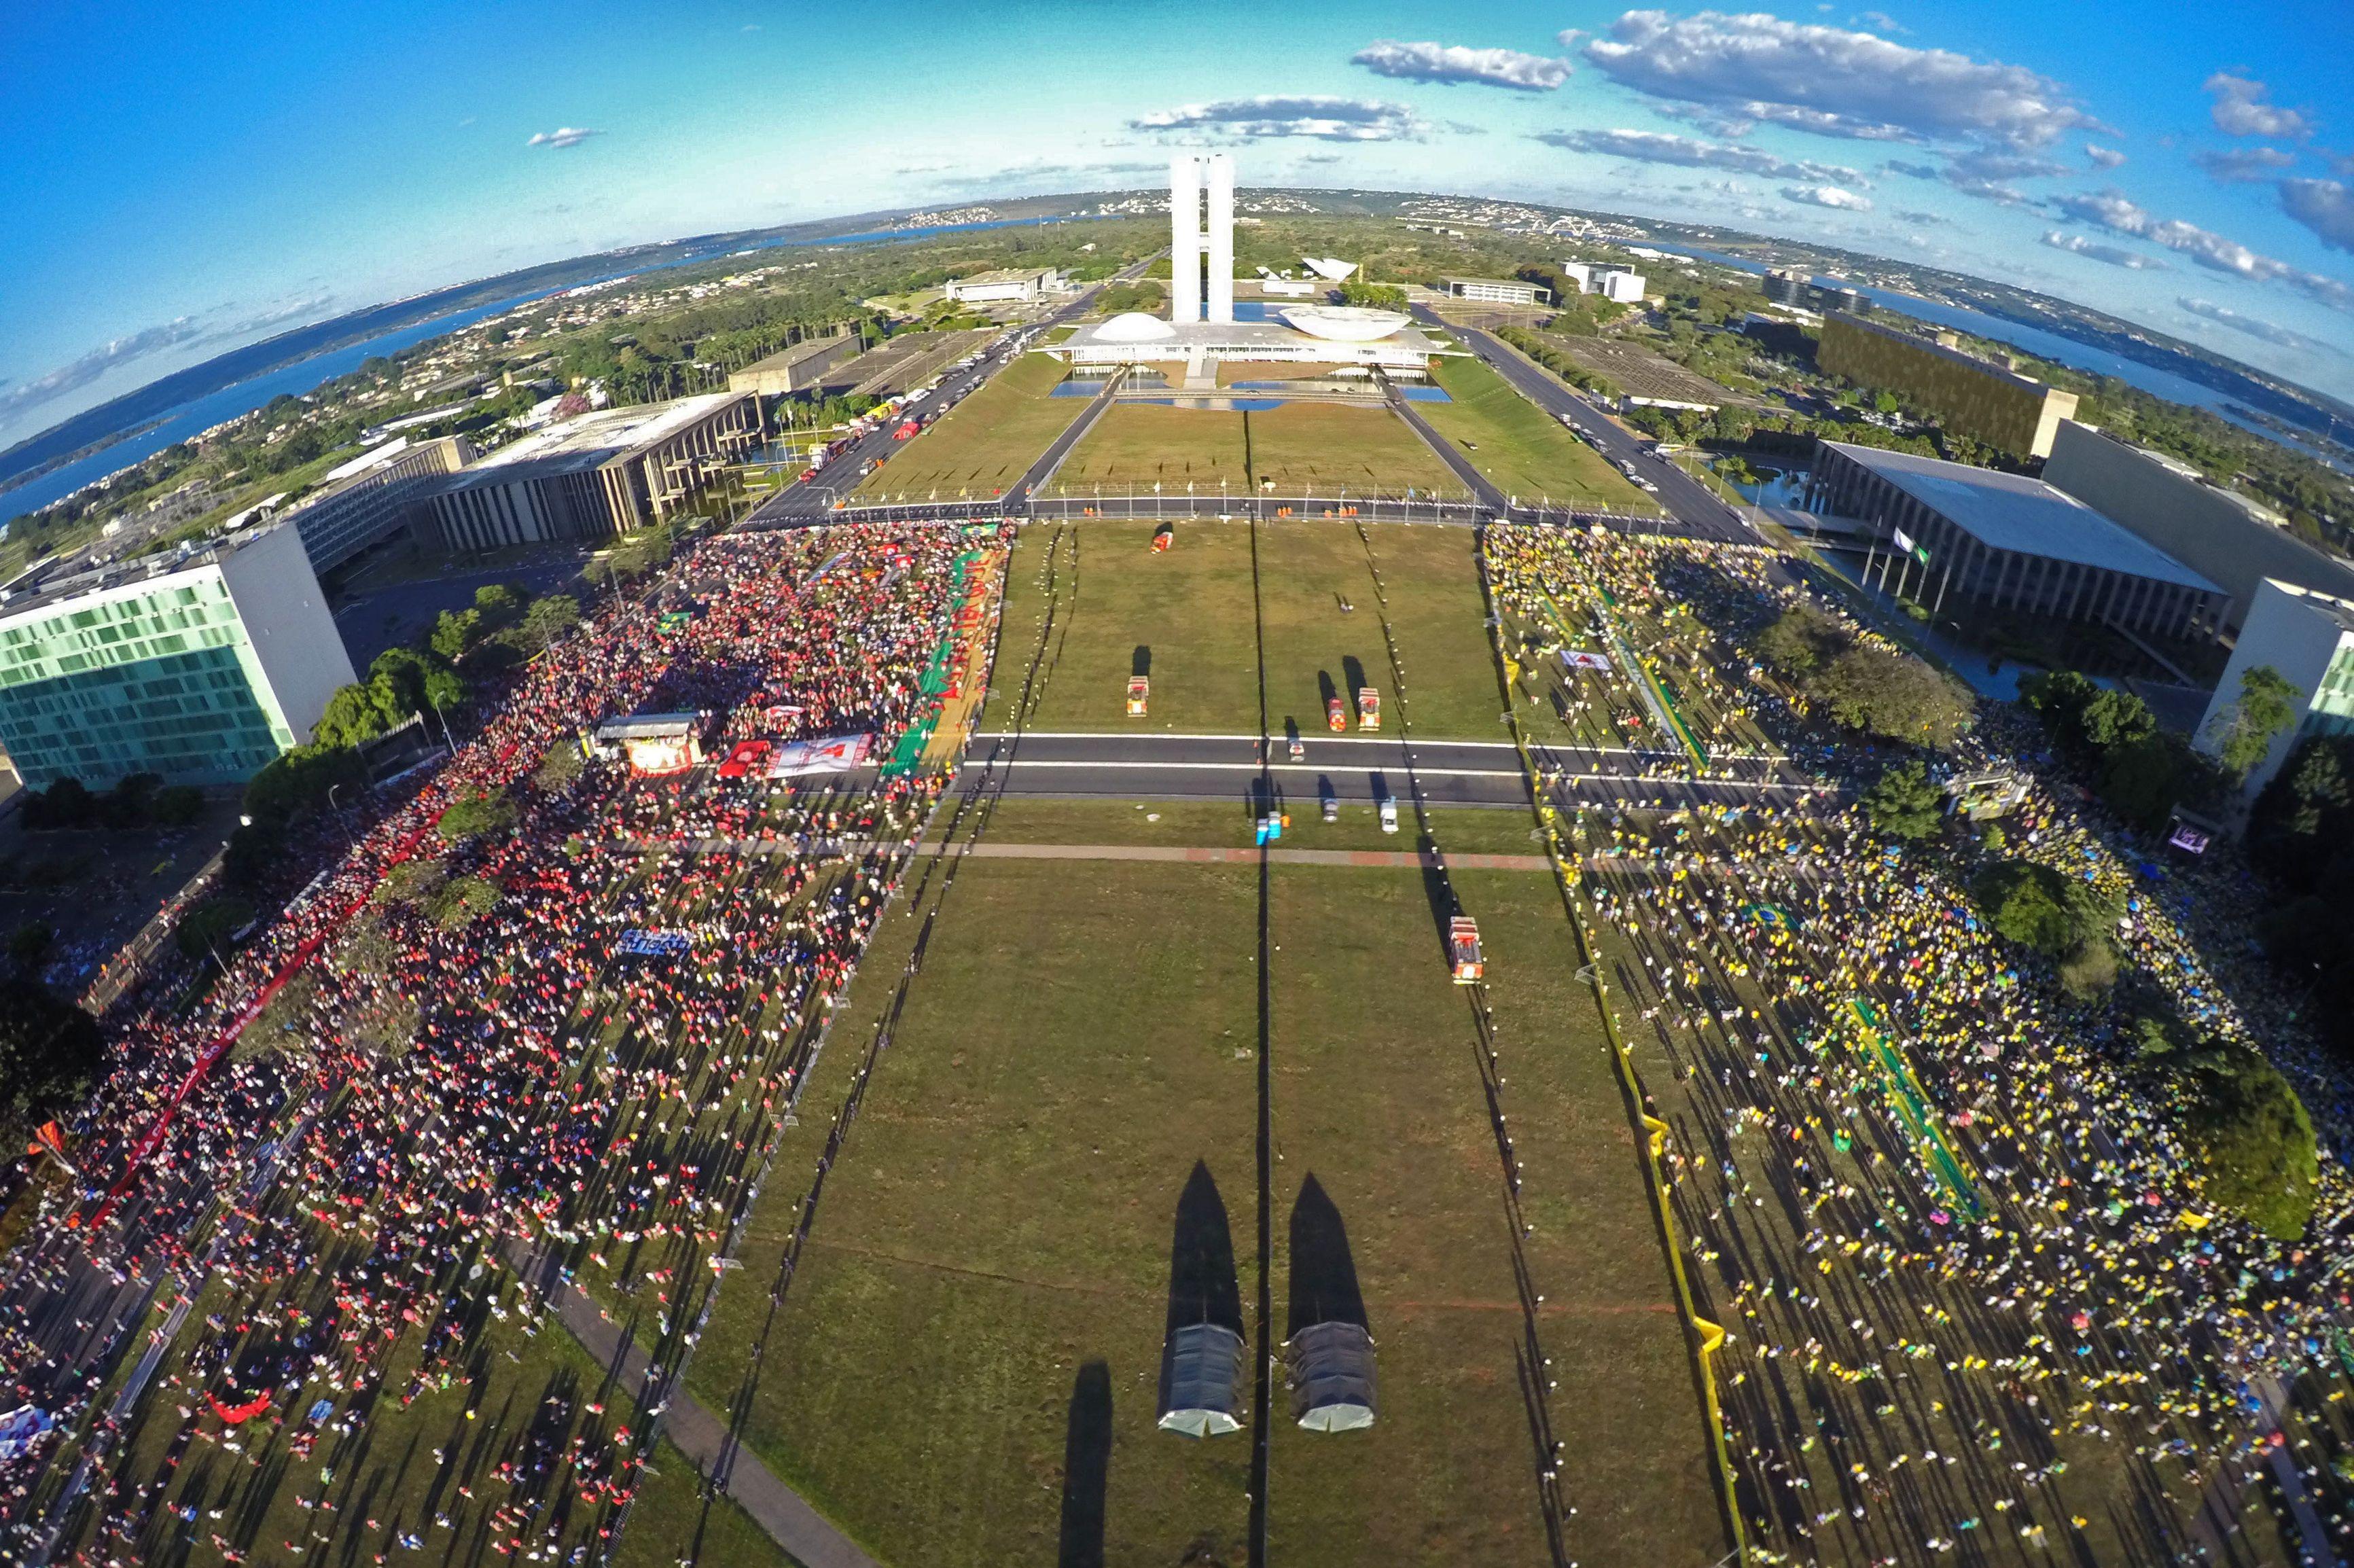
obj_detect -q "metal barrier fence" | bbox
[741,491,1687,535]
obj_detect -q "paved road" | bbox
[744,263,1152,528]
[1410,306,1759,547]
[952,730,1838,813]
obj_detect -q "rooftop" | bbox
[2261,579,2354,637]
[737,336,853,373]
[950,266,1058,286]
[1823,442,2219,592]
[0,521,291,622]
[457,393,743,480]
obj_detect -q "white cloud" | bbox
[2280,177,2354,252]
[1351,40,1573,92]
[0,319,202,419]
[1536,127,1865,185]
[1782,184,1873,211]
[1852,11,1908,34]
[2051,188,2351,308]
[2039,231,2166,270]
[2179,297,2336,353]
[2193,146,2296,184]
[2084,143,2126,169]
[1130,96,1428,141]
[1582,10,2105,149]
[2204,73,2311,140]
[527,127,601,149]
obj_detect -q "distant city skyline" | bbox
[3,0,2351,448]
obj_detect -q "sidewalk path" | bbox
[510,1242,880,1568]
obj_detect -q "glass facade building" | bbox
[0,523,355,788]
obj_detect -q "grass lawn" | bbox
[983,520,1509,740]
[853,353,1084,500]
[1419,356,1657,512]
[1047,404,1253,493]
[1264,865,1727,1567]
[1046,402,1457,499]
[1246,403,1456,497]
[690,859,1264,1568]
[682,843,1724,1568]
[609,1438,800,1568]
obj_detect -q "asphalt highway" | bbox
[953,730,1839,814]
[744,263,1151,527]
[1409,306,1760,548]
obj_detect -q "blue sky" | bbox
[3,0,2352,446]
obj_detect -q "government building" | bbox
[0,522,354,787]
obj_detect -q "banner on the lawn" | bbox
[765,733,875,778]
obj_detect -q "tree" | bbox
[2181,1047,2317,1240]
[243,743,365,826]
[1813,647,1975,749]
[1753,605,1845,676]
[2078,689,2156,752]
[1863,760,1944,841]
[2206,664,2300,783]
[473,583,527,629]
[431,607,481,662]
[2099,729,2220,834]
[520,593,580,649]
[150,785,204,828]
[175,897,256,963]
[103,772,162,830]
[1972,859,2120,996]
[223,820,287,892]
[7,922,54,979]
[0,978,105,1149]
[435,789,517,842]
[21,779,97,832]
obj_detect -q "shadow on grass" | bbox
[1285,1175,1366,1337]
[1057,1361,1113,1568]
[1164,1160,1243,1336]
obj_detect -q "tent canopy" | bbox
[1158,1323,1244,1438]
[1286,1321,1376,1432]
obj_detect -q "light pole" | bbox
[326,785,357,852]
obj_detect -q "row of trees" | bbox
[20,772,205,833]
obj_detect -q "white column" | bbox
[1205,152,1235,325]
[1169,156,1202,323]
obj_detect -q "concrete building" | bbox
[1048,307,1444,381]
[1807,441,2225,642]
[940,267,1069,304]
[1442,277,1550,306]
[1818,313,2080,459]
[2196,579,2354,796]
[1558,262,1647,303]
[0,522,354,787]
[726,334,858,396]
[1169,153,1236,324]
[420,393,758,554]
[1763,268,1808,306]
[281,435,472,577]
[2041,420,2354,630]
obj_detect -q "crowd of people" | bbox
[1486,524,2354,1564]
[0,522,1000,1565]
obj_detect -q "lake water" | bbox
[2,217,1048,523]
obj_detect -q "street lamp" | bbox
[326,785,357,851]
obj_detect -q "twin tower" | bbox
[1169,153,1236,325]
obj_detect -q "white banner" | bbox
[1891,527,1916,553]
[1561,649,1613,672]
[765,733,876,778]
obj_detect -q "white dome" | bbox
[1096,312,1178,343]
[1280,305,1410,342]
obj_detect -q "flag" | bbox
[1892,527,1929,564]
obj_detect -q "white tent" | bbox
[1157,1323,1245,1438]
[1285,1321,1376,1431]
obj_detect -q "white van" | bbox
[1379,797,1399,834]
